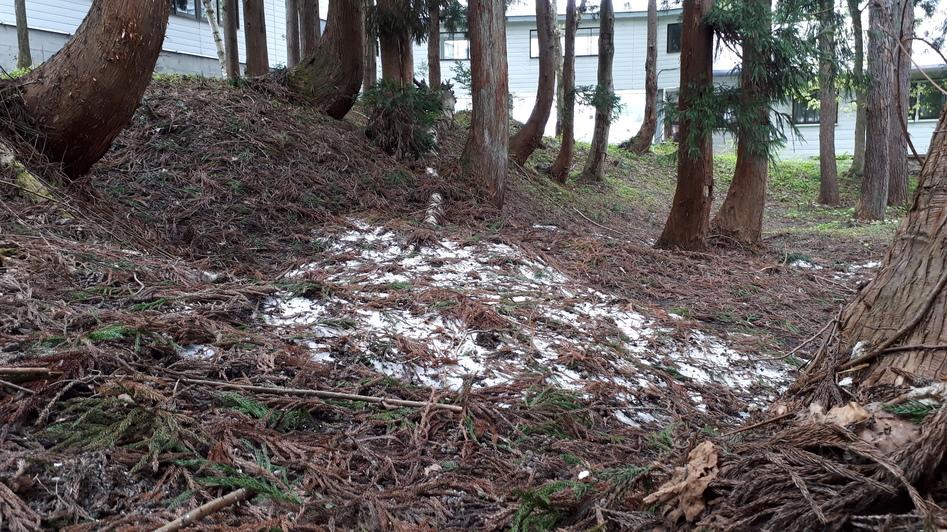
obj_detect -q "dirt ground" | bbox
[0,78,905,530]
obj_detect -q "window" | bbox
[791,97,820,125]
[441,32,470,60]
[666,23,682,53]
[170,0,229,23]
[530,28,599,58]
[909,80,946,121]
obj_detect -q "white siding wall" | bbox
[0,0,291,70]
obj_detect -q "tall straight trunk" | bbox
[223,0,241,79]
[626,0,658,153]
[18,0,170,178]
[510,0,557,165]
[14,0,31,69]
[553,0,564,138]
[656,0,715,250]
[849,0,867,178]
[200,0,228,75]
[288,0,363,118]
[712,0,770,244]
[427,0,441,88]
[300,0,321,56]
[463,0,509,208]
[887,0,912,206]
[377,0,414,83]
[550,0,578,184]
[286,0,301,67]
[243,0,269,76]
[817,0,840,205]
[840,105,947,385]
[579,0,614,181]
[363,0,377,90]
[857,0,893,221]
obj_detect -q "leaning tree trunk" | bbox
[286,0,301,68]
[549,0,578,184]
[243,0,269,76]
[817,0,840,205]
[579,0,614,181]
[363,0,377,91]
[626,0,658,154]
[856,0,893,221]
[223,0,241,79]
[288,0,364,119]
[840,105,947,385]
[300,0,321,56]
[656,0,715,250]
[17,0,170,179]
[848,0,867,179]
[887,0,912,206]
[462,0,509,208]
[427,0,441,88]
[712,0,770,244]
[14,0,31,69]
[509,0,556,165]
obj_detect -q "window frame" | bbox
[908,80,946,121]
[170,0,229,24]
[440,31,471,61]
[666,22,682,54]
[530,27,599,59]
[790,93,839,125]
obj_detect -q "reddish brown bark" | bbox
[509,0,556,165]
[463,0,509,208]
[18,0,169,179]
[427,0,441,88]
[549,0,578,184]
[712,0,769,244]
[626,0,658,154]
[849,0,866,178]
[300,0,321,56]
[887,0,912,206]
[287,0,301,68]
[817,0,839,205]
[840,106,947,385]
[377,0,414,83]
[288,0,364,119]
[223,0,240,79]
[656,0,714,250]
[579,0,614,181]
[857,0,893,221]
[243,0,269,76]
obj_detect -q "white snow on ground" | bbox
[257,221,794,423]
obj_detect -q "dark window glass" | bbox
[909,81,946,120]
[441,32,470,60]
[530,28,598,58]
[666,23,682,53]
[791,96,820,124]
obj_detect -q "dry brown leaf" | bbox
[824,402,870,426]
[643,441,718,522]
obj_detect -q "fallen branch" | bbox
[0,378,35,395]
[0,367,59,381]
[154,488,252,532]
[180,378,464,412]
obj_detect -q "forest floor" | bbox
[0,77,911,530]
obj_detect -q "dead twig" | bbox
[154,488,253,532]
[0,378,35,395]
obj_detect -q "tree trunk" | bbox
[14,0,31,69]
[840,106,947,385]
[553,0,563,138]
[856,0,893,221]
[817,0,839,205]
[300,0,321,56]
[462,0,509,208]
[656,0,714,250]
[223,0,241,79]
[887,0,912,206]
[243,0,269,76]
[509,0,557,165]
[377,0,414,84]
[427,0,441,88]
[286,0,301,68]
[200,0,228,75]
[849,0,867,179]
[549,0,578,184]
[579,0,614,181]
[712,0,769,244]
[363,0,376,91]
[626,0,658,154]
[17,0,170,179]
[288,0,364,119]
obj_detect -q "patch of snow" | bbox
[177,344,218,359]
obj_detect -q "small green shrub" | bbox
[363,80,443,159]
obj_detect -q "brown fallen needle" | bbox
[180,378,464,412]
[154,488,252,532]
